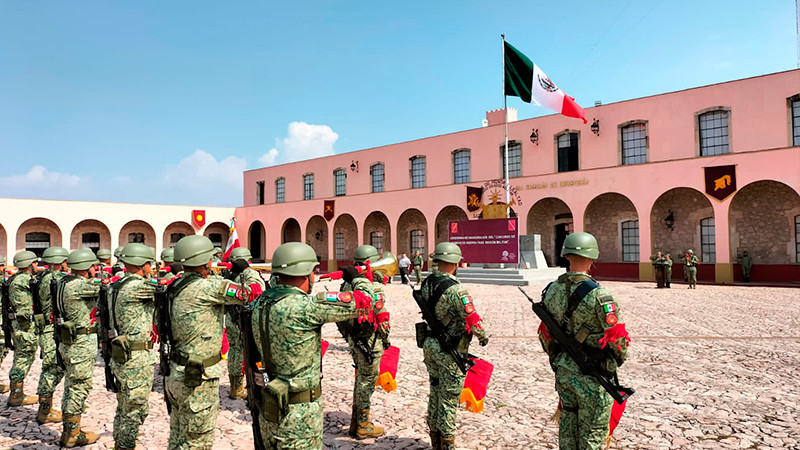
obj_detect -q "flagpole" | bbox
[501,34,510,218]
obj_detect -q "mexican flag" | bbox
[223,217,241,261]
[504,40,587,123]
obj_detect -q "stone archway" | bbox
[584,193,638,262]
[650,188,714,261]
[729,180,800,265]
[363,211,392,257]
[333,214,358,263]
[282,218,301,244]
[70,219,112,254]
[397,209,428,257]
[248,221,266,262]
[163,221,195,248]
[0,224,7,262]
[203,222,229,249]
[119,220,156,247]
[526,198,572,267]
[305,216,328,267]
[16,218,63,257]
[434,206,468,243]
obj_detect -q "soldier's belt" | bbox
[171,352,222,368]
[74,325,97,335]
[129,341,154,351]
[288,382,322,404]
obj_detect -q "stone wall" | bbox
[397,209,427,256]
[363,211,392,257]
[16,218,63,252]
[729,181,800,264]
[650,188,713,261]
[306,215,328,259]
[69,219,112,251]
[119,220,156,247]
[526,198,572,266]
[333,214,358,260]
[584,193,638,262]
[435,206,468,243]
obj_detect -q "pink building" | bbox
[237,69,800,284]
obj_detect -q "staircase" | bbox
[393,267,567,286]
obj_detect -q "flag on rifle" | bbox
[460,357,494,413]
[223,217,241,261]
[375,346,400,393]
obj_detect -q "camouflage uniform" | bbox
[664,256,673,288]
[413,253,424,284]
[36,269,66,397]
[228,267,265,395]
[59,275,102,416]
[8,272,38,385]
[165,273,244,450]
[0,267,7,366]
[540,272,629,450]
[740,253,753,282]
[253,283,362,448]
[421,271,489,444]
[684,253,699,289]
[110,274,157,449]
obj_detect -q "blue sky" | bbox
[1,1,796,206]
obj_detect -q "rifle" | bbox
[1,276,16,350]
[98,283,119,392]
[518,286,634,404]
[50,277,67,370]
[239,302,266,450]
[409,284,474,375]
[154,284,172,413]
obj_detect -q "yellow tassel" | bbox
[550,406,561,423]
[604,434,613,449]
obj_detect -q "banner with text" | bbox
[448,217,519,264]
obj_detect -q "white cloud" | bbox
[259,121,338,167]
[160,150,246,206]
[0,165,84,187]
[0,166,93,200]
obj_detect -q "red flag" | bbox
[192,210,206,228]
[375,346,400,393]
[460,358,494,413]
[223,217,241,261]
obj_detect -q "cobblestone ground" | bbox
[1,280,798,449]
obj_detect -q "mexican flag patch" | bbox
[602,303,616,314]
[225,284,241,298]
[324,292,352,303]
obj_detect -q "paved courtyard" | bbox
[1,279,798,449]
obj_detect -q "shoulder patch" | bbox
[316,291,353,306]
[460,295,475,314]
[221,281,242,299]
[91,278,103,284]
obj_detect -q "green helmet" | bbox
[213,247,223,255]
[161,248,175,263]
[432,242,462,264]
[120,243,154,267]
[271,242,319,277]
[174,235,215,267]
[13,251,38,269]
[96,248,112,260]
[114,247,124,258]
[560,232,599,260]
[687,249,694,255]
[147,246,156,261]
[229,247,252,262]
[42,246,69,264]
[353,245,380,264]
[67,248,99,271]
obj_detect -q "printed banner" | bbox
[704,165,736,201]
[466,186,484,212]
[448,217,519,264]
[324,200,335,221]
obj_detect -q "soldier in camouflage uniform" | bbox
[58,248,103,447]
[165,235,256,450]
[421,242,489,450]
[211,247,223,263]
[664,253,673,288]
[739,250,753,282]
[413,250,424,285]
[0,255,8,392]
[97,248,113,266]
[160,248,179,282]
[109,243,159,450]
[7,250,41,407]
[337,245,391,439]
[34,246,69,424]
[538,232,630,450]
[225,246,265,400]
[684,249,699,289]
[253,242,379,448]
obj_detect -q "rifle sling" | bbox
[165,272,204,346]
[422,276,458,349]
[258,292,293,380]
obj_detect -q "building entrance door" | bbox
[554,224,571,268]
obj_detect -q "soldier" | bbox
[160,248,180,282]
[538,232,630,450]
[337,245,390,439]
[113,247,126,278]
[57,248,103,447]
[252,242,378,448]
[97,248,113,266]
[225,246,266,400]
[6,250,40,407]
[684,249,699,289]
[413,250,424,285]
[109,243,158,450]
[34,246,69,424]
[0,256,11,394]
[212,247,224,263]
[740,250,753,282]
[664,253,673,288]
[165,235,258,449]
[420,242,489,450]
[650,252,665,288]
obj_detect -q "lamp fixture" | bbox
[664,210,675,231]
[350,161,359,172]
[591,119,600,136]
[529,128,539,145]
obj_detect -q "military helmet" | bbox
[147,246,156,261]
[560,232,599,260]
[174,235,215,267]
[687,249,694,255]
[161,248,175,263]
[120,243,154,267]
[271,242,319,277]
[353,245,380,264]
[213,247,223,255]
[42,246,69,264]
[114,247,124,258]
[67,248,99,271]
[13,251,38,269]
[432,242,462,264]
[96,248,112,260]
[229,247,252,262]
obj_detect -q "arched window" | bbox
[334,232,345,260]
[370,163,385,193]
[208,233,223,248]
[620,220,639,262]
[790,95,800,146]
[370,231,384,255]
[700,217,715,262]
[334,168,347,196]
[453,149,471,184]
[556,132,579,172]
[128,232,145,244]
[303,174,314,200]
[170,233,186,248]
[620,122,647,165]
[500,141,522,177]
[82,232,100,253]
[410,229,425,254]
[698,109,730,156]
[25,232,50,257]
[275,177,285,203]
[410,156,426,188]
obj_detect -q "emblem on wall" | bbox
[324,200,335,221]
[466,180,523,219]
[704,165,737,201]
[192,210,206,228]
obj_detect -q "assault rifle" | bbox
[154,284,172,412]
[1,276,16,350]
[410,284,474,375]
[51,277,67,370]
[30,274,44,333]
[518,286,634,404]
[98,283,119,392]
[239,302,266,450]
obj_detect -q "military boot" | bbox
[228,375,247,400]
[354,409,384,439]
[441,437,456,450]
[60,414,100,448]
[7,382,38,406]
[429,430,441,449]
[36,395,63,424]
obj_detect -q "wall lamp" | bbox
[350,161,359,172]
[529,128,539,145]
[664,210,675,231]
[591,119,600,136]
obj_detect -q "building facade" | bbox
[0,198,234,263]
[238,69,800,283]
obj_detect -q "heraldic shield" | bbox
[704,165,736,201]
[324,200,335,221]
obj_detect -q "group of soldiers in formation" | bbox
[0,230,631,450]
[650,249,701,289]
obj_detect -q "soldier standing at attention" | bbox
[212,247,224,263]
[109,243,158,450]
[165,235,257,449]
[6,250,40,407]
[413,250,424,285]
[57,248,103,447]
[650,252,665,288]
[337,245,390,439]
[225,247,266,400]
[684,249,699,289]
[34,246,69,424]
[740,251,753,282]
[0,255,8,393]
[421,242,489,450]
[538,232,630,450]
[252,242,379,448]
[664,253,673,288]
